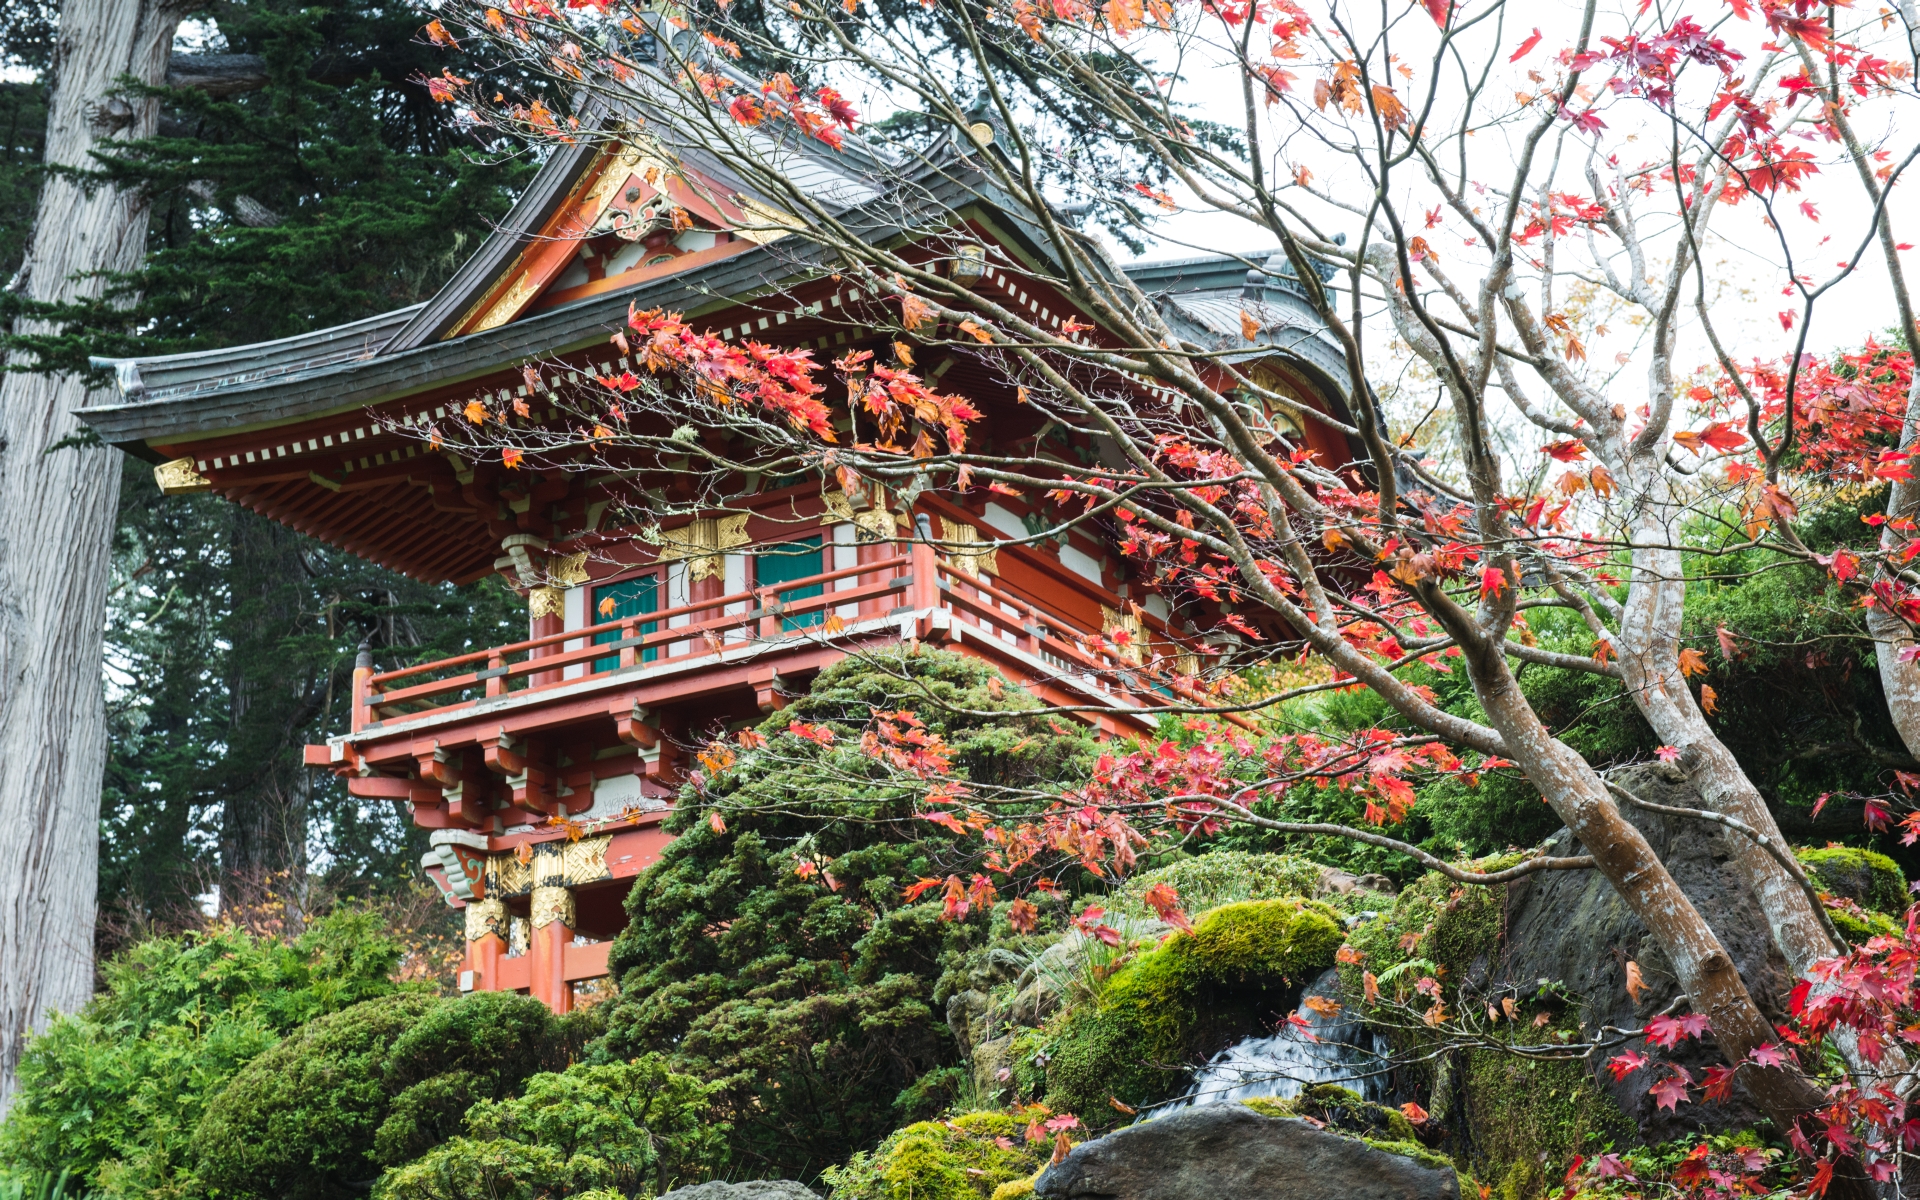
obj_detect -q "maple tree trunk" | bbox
[1458,632,1850,1169]
[0,0,185,1107]
[1614,523,1839,980]
[1867,292,1920,762]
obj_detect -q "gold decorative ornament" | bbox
[154,457,211,495]
[485,835,611,898]
[1100,604,1147,665]
[558,835,612,885]
[939,517,998,579]
[854,508,902,542]
[527,586,566,621]
[530,885,575,930]
[657,514,751,581]
[488,851,534,898]
[465,898,509,942]
[548,550,591,588]
[821,488,858,524]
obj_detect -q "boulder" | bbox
[1034,1104,1457,1200]
[659,1183,818,1200]
[1492,763,1788,1142]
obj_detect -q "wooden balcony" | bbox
[314,540,1205,783]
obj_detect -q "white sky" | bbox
[1105,0,1916,401]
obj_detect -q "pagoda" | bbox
[79,81,1357,1011]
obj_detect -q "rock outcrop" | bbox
[1034,1104,1457,1200]
[1492,763,1789,1142]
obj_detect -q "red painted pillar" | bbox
[909,518,941,611]
[529,886,575,1013]
[690,572,725,646]
[529,604,564,687]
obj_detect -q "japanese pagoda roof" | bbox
[79,60,1348,457]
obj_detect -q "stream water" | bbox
[1180,967,1390,1107]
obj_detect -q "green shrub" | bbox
[1039,899,1344,1119]
[375,1055,727,1200]
[597,649,1096,1180]
[193,991,590,1200]
[0,911,406,1199]
[822,1111,1048,1200]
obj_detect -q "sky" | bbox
[1114,0,1917,400]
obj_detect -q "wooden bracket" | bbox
[748,666,791,713]
[613,703,659,749]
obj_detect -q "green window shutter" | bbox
[593,574,659,671]
[755,536,825,631]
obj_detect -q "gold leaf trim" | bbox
[939,517,998,578]
[527,586,565,621]
[465,898,509,942]
[1101,604,1146,665]
[658,515,752,582]
[531,885,575,930]
[154,457,211,495]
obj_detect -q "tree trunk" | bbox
[1614,523,1840,981]
[1455,631,1856,1184]
[0,0,185,1107]
[1870,367,1920,760]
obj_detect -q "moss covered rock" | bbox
[822,1111,1050,1200]
[1113,853,1331,919]
[1038,899,1344,1119]
[1797,846,1908,915]
[1460,1049,1634,1185]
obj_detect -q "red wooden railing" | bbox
[349,541,1214,733]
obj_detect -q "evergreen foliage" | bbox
[0,910,406,1197]
[3,0,530,374]
[192,991,594,1200]
[373,1055,728,1200]
[596,649,1097,1181]
[103,460,527,934]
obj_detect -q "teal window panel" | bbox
[756,536,824,631]
[593,574,659,671]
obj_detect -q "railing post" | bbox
[618,618,637,669]
[351,640,374,731]
[485,650,506,698]
[757,586,780,640]
[909,514,940,611]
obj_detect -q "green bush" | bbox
[193,991,591,1200]
[597,649,1095,1180]
[0,910,406,1198]
[822,1111,1048,1200]
[1039,899,1344,1119]
[374,1055,727,1200]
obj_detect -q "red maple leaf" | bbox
[1607,1050,1649,1080]
[1649,1068,1693,1111]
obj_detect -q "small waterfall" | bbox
[1182,967,1390,1107]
